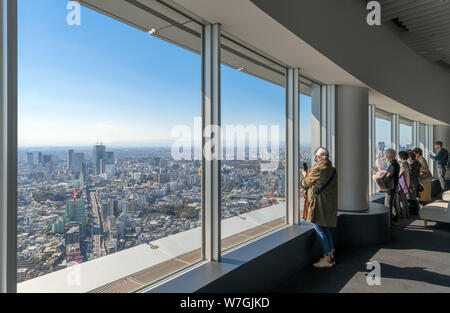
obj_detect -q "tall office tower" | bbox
[94,144,106,174]
[26,152,34,165]
[159,158,169,169]
[104,164,115,180]
[42,155,54,173]
[107,198,116,217]
[66,199,87,232]
[153,157,161,167]
[80,162,87,181]
[67,149,74,170]
[72,152,85,174]
[104,151,114,165]
[31,152,42,165]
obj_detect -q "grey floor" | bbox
[278,218,450,293]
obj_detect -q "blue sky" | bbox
[18,0,310,147]
[375,118,412,149]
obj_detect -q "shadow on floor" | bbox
[277,217,450,292]
[377,263,450,289]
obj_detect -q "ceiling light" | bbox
[149,28,157,36]
[237,67,245,71]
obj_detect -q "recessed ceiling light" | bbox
[237,67,245,71]
[149,28,157,35]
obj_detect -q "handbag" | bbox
[398,175,409,194]
[300,190,310,220]
[420,171,432,184]
[417,183,424,193]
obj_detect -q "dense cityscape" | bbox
[17,144,312,283]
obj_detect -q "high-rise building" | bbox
[93,144,106,174]
[104,151,114,165]
[72,152,85,174]
[67,149,74,170]
[26,152,34,165]
[66,199,87,232]
[27,152,42,165]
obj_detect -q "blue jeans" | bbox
[313,224,334,257]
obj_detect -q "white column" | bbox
[312,85,335,165]
[426,124,434,176]
[1,0,17,293]
[325,85,336,165]
[201,24,221,262]
[335,85,369,212]
[311,84,321,162]
[368,104,376,195]
[286,68,300,225]
[391,114,400,154]
[412,121,419,148]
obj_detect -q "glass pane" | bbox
[299,79,320,219]
[220,40,286,252]
[375,110,392,171]
[18,0,201,292]
[419,123,426,152]
[399,118,413,151]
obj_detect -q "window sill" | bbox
[144,220,319,293]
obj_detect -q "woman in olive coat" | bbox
[301,147,338,268]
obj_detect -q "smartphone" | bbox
[302,162,308,172]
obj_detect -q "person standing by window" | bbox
[429,141,448,191]
[413,148,432,203]
[384,149,400,223]
[301,147,338,269]
[407,150,421,215]
[398,151,411,219]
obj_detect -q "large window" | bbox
[419,123,426,153]
[220,38,286,251]
[299,78,321,217]
[17,0,202,292]
[399,117,413,151]
[299,79,315,170]
[374,110,392,171]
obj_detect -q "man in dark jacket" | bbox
[407,150,421,215]
[429,141,449,191]
[384,148,400,223]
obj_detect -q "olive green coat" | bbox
[301,158,338,227]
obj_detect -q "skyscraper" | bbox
[26,152,34,165]
[67,149,74,171]
[66,199,87,232]
[72,152,85,174]
[93,144,106,174]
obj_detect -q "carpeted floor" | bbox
[278,217,450,293]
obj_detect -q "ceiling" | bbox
[78,0,447,125]
[380,0,450,70]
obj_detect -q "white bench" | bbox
[443,190,450,202]
[419,200,450,226]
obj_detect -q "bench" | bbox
[443,190,450,202]
[419,195,450,226]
